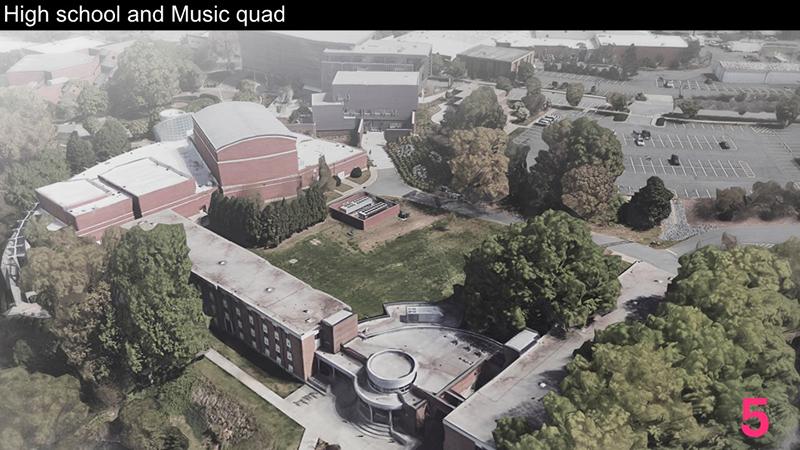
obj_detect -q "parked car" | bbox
[635,138,645,147]
[719,141,730,150]
[641,130,651,140]
[669,154,680,166]
[664,80,675,88]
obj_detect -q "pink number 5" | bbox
[741,397,769,438]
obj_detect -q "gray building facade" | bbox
[313,71,420,132]
[320,40,432,90]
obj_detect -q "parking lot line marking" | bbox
[700,123,706,129]
[706,188,712,198]
[650,137,657,147]
[707,160,718,177]
[739,161,755,177]
[693,135,703,149]
[684,188,689,197]
[629,156,636,174]
[622,134,628,145]
[650,159,657,174]
[687,159,697,176]
[696,160,708,176]
[716,160,729,177]
[659,159,667,175]
[674,135,684,149]
[666,135,674,148]
[703,135,713,149]
[682,123,687,128]
[639,157,647,174]
[691,123,697,129]
[679,162,687,176]
[694,189,700,198]
[727,160,740,177]
[658,135,665,147]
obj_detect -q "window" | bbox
[262,324,268,334]
[274,330,280,340]
[287,352,293,362]
[235,308,241,317]
[277,356,282,365]
[224,312,230,320]
[275,344,280,353]
[250,328,255,337]
[248,315,254,325]
[238,332,244,340]
[237,320,242,329]
[251,339,256,348]
[222,298,228,309]
[285,338,292,348]
[263,337,269,347]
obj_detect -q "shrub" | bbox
[350,167,363,178]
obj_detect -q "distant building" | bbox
[760,41,800,61]
[36,102,367,239]
[494,32,596,60]
[238,31,375,90]
[593,33,688,66]
[92,40,136,74]
[4,52,101,103]
[321,39,432,90]
[329,194,400,230]
[26,37,106,54]
[312,71,419,133]
[713,60,800,84]
[457,45,534,80]
[390,30,501,60]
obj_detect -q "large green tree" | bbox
[93,118,131,161]
[565,83,584,107]
[0,87,57,164]
[560,164,618,223]
[3,148,70,210]
[76,84,109,118]
[462,210,621,339]
[776,95,800,128]
[621,176,674,230]
[66,131,96,174]
[442,86,507,130]
[107,224,206,385]
[516,61,536,84]
[511,117,624,218]
[108,41,181,116]
[448,127,509,202]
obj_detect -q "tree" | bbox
[621,44,638,78]
[462,210,621,339]
[76,84,109,118]
[315,155,336,191]
[448,127,509,202]
[714,186,747,220]
[3,148,70,210]
[442,86,507,130]
[185,96,219,113]
[565,83,585,107]
[606,92,627,111]
[516,61,536,84]
[525,76,542,96]
[495,76,513,93]
[621,176,674,230]
[677,99,701,118]
[772,237,800,299]
[776,95,800,128]
[178,61,206,92]
[522,92,547,114]
[93,118,131,161]
[446,58,467,78]
[0,87,57,164]
[66,131,96,174]
[512,118,624,217]
[107,224,207,385]
[681,39,701,65]
[108,41,181,116]
[560,165,618,223]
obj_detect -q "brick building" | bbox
[321,39,432,90]
[457,45,535,80]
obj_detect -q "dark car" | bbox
[719,141,730,150]
[669,154,680,166]
[641,130,651,140]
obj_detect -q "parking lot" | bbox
[513,112,800,200]
[655,78,796,96]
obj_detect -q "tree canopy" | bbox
[496,245,800,449]
[66,131,96,174]
[107,224,207,385]
[516,61,536,84]
[776,95,800,128]
[93,118,131,161]
[442,86,507,130]
[108,41,182,116]
[3,148,70,210]
[565,83,584,107]
[448,127,509,202]
[462,210,621,339]
[620,176,674,230]
[76,84,109,118]
[0,87,57,165]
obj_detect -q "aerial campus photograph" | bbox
[0,28,798,450]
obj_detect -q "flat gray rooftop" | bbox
[332,71,420,86]
[345,326,501,395]
[192,101,294,151]
[324,39,432,57]
[7,52,95,72]
[124,210,350,337]
[264,30,375,46]
[458,45,533,63]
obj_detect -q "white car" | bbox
[635,138,645,146]
[664,80,675,88]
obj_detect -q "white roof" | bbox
[36,179,130,216]
[295,133,365,170]
[392,31,502,59]
[7,52,95,73]
[594,33,688,48]
[267,31,375,46]
[493,31,597,50]
[332,71,419,86]
[193,101,295,150]
[99,158,192,196]
[76,140,215,191]
[27,37,105,54]
[324,39,432,56]
[717,60,800,72]
[0,38,34,53]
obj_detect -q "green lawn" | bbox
[260,216,502,318]
[203,326,301,398]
